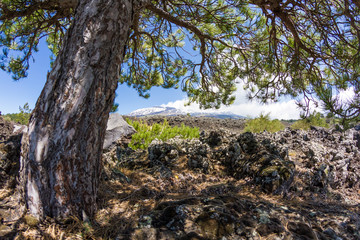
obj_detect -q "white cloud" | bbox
[162,98,302,119]
[335,87,355,104]
[162,83,358,120]
[161,83,324,120]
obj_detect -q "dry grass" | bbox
[6,147,360,239]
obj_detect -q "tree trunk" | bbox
[20,0,133,219]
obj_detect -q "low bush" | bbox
[244,113,285,133]
[3,103,32,125]
[126,118,199,150]
[291,111,329,130]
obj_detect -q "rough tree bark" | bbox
[20,0,134,219]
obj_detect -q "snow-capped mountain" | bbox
[127,106,185,117]
[127,106,245,119]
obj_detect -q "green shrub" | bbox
[244,113,285,133]
[3,103,32,125]
[126,118,199,150]
[291,111,329,130]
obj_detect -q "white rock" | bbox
[103,113,136,149]
[13,124,28,134]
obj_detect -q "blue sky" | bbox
[0,39,187,115]
[0,39,311,119]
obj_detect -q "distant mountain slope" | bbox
[128,106,184,117]
[127,106,245,119]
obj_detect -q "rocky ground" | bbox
[124,115,247,134]
[0,115,360,239]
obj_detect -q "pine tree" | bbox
[1,0,359,220]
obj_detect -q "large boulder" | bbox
[103,113,136,149]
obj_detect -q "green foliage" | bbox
[3,103,32,125]
[291,112,329,130]
[110,103,119,113]
[1,1,360,120]
[244,113,285,133]
[0,1,72,80]
[126,118,199,150]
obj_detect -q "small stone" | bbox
[309,211,317,217]
[303,134,310,141]
[287,221,317,239]
[131,228,157,240]
[0,224,12,238]
[323,227,341,240]
[23,214,39,227]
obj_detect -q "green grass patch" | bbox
[244,113,285,133]
[126,118,199,150]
